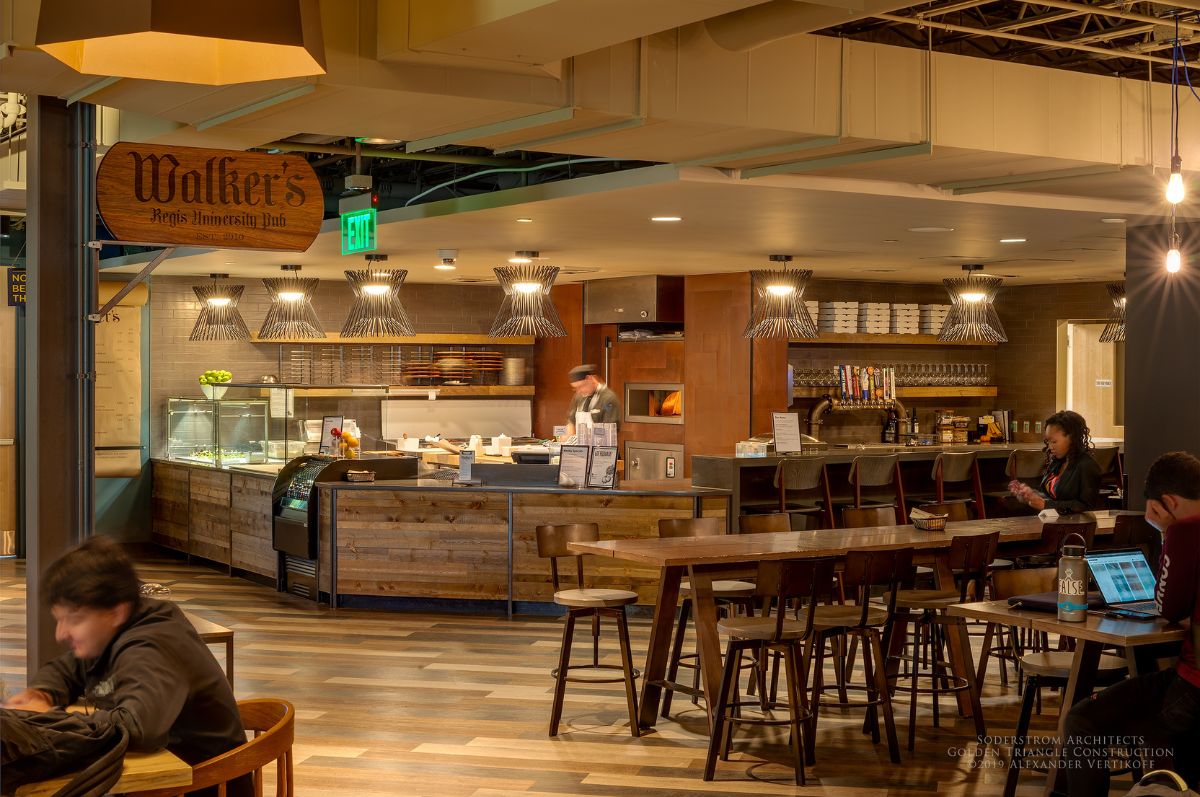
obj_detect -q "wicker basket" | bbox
[911,514,948,531]
[345,470,375,482]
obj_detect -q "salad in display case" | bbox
[165,398,272,467]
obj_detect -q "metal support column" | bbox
[24,96,95,680]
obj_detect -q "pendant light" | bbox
[1099,281,1126,343]
[1166,13,1186,205]
[259,265,323,340]
[489,263,566,338]
[35,0,325,85]
[938,264,1008,343]
[743,255,818,339]
[189,273,249,341]
[342,254,415,338]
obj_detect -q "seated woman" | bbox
[1010,409,1102,514]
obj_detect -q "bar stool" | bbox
[976,567,1056,691]
[985,448,1045,516]
[1106,513,1161,571]
[535,523,640,737]
[846,453,907,525]
[738,512,791,533]
[658,517,757,719]
[774,457,834,530]
[703,558,837,785]
[921,501,1013,584]
[1093,446,1124,507]
[911,452,986,519]
[1004,652,1128,797]
[1014,519,1097,568]
[810,547,915,765]
[888,531,997,752]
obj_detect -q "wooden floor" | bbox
[0,556,1119,796]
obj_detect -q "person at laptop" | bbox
[1010,410,1101,514]
[1062,451,1200,794]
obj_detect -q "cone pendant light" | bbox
[342,254,415,338]
[938,264,1007,344]
[490,263,565,338]
[259,265,323,340]
[189,273,249,341]
[743,255,818,339]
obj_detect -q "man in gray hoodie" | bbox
[5,536,247,783]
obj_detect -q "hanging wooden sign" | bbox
[96,142,324,251]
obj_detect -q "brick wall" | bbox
[149,276,505,455]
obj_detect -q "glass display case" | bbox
[165,398,272,468]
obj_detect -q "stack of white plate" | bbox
[502,357,527,386]
[859,302,891,334]
[804,300,819,319]
[891,303,920,334]
[818,301,859,333]
[920,304,951,334]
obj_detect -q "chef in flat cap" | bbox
[563,364,620,439]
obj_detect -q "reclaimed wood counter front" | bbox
[319,480,731,614]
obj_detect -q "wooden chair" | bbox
[703,558,837,785]
[738,512,792,533]
[984,449,1044,515]
[535,523,640,737]
[127,699,295,797]
[774,457,834,529]
[1106,513,1162,574]
[658,517,757,718]
[889,532,998,752]
[1014,520,1097,568]
[841,505,899,529]
[810,547,915,765]
[976,567,1057,691]
[846,454,907,524]
[910,452,986,519]
[1092,446,1124,507]
[919,502,1013,578]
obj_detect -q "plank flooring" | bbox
[0,557,1126,795]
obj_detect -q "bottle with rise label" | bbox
[1057,533,1089,622]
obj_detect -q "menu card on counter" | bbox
[587,446,618,489]
[558,445,591,488]
[319,416,343,455]
[772,412,804,454]
[458,450,476,482]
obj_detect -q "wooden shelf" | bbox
[255,385,534,398]
[249,333,534,345]
[789,333,996,347]
[792,386,998,399]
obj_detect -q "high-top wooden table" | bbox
[185,611,234,686]
[15,746,191,796]
[571,511,1125,733]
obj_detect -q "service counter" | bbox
[150,458,729,613]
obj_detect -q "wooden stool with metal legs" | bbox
[774,456,835,529]
[1004,652,1128,797]
[536,523,641,737]
[910,451,987,519]
[920,501,1013,583]
[846,453,908,525]
[810,547,915,765]
[976,567,1056,691]
[844,506,933,585]
[658,517,757,718]
[984,448,1044,516]
[703,557,837,785]
[1014,519,1097,568]
[888,532,997,752]
[738,512,792,534]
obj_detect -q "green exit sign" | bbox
[341,208,377,255]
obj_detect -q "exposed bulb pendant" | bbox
[490,263,565,338]
[259,264,324,340]
[342,254,415,338]
[1099,281,1126,343]
[743,255,818,339]
[938,264,1008,343]
[189,273,249,341]
[1166,162,1185,205]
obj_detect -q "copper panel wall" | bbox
[531,284,584,437]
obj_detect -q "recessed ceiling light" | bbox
[907,226,955,233]
[355,137,402,145]
[651,216,682,222]
[515,217,533,223]
[1101,218,1127,224]
[434,263,456,271]
[882,239,900,243]
[999,238,1027,244]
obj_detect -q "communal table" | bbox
[571,512,1124,733]
[15,748,192,797]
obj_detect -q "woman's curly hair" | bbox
[1042,410,1093,472]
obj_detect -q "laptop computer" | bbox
[1085,548,1161,617]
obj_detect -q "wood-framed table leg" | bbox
[1043,640,1102,797]
[942,615,985,731]
[686,565,723,731]
[637,564,683,730]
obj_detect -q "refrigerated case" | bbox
[165,398,271,468]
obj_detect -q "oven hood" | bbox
[584,275,684,325]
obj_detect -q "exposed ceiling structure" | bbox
[1,0,1197,286]
[813,0,1200,80]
